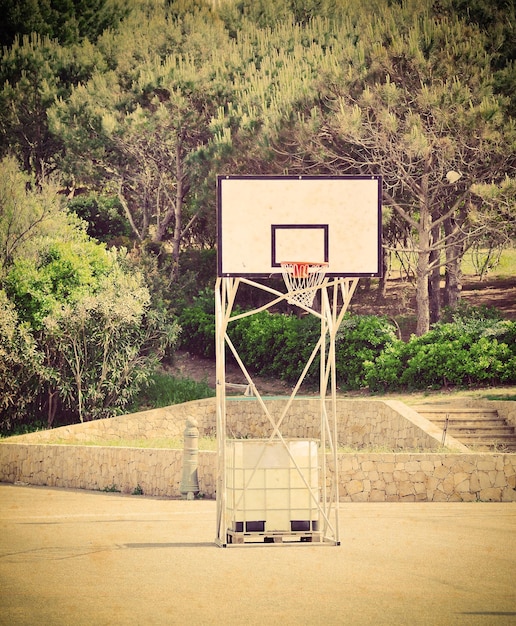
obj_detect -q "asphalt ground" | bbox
[1,484,515,626]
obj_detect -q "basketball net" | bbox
[280,262,328,307]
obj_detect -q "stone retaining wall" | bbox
[0,443,216,498]
[1,398,515,502]
[336,453,516,502]
[1,443,514,502]
[5,397,466,451]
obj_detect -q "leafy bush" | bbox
[178,291,515,392]
[441,301,504,324]
[365,318,516,391]
[67,194,131,243]
[335,315,398,389]
[178,288,216,358]
[0,239,179,430]
[179,295,397,388]
[229,311,320,384]
[0,290,46,431]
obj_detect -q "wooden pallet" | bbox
[225,529,325,545]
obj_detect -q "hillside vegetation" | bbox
[0,0,514,432]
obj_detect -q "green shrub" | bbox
[178,289,216,358]
[366,319,516,391]
[335,315,398,389]
[0,290,46,431]
[229,311,320,384]
[179,297,397,389]
[178,292,516,392]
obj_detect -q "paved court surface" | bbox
[1,484,515,625]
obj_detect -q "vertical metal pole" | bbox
[319,284,328,538]
[215,277,227,545]
[330,280,341,544]
[215,277,241,545]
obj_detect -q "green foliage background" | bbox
[0,0,514,433]
[179,297,516,390]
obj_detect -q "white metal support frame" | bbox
[215,275,359,547]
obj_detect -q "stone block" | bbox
[385,482,398,496]
[478,472,492,490]
[453,472,469,488]
[493,471,507,488]
[378,462,395,473]
[425,476,439,492]
[340,457,357,472]
[393,470,409,482]
[433,464,449,479]
[469,474,480,492]
[351,491,369,502]
[479,487,502,502]
[502,487,516,502]
[477,459,496,471]
[440,477,455,495]
[455,478,470,493]
[346,479,363,496]
[399,481,414,497]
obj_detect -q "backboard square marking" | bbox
[271,224,329,268]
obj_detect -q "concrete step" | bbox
[428,419,511,431]
[447,424,516,438]
[458,432,516,443]
[414,405,516,452]
[416,408,499,419]
[455,439,516,452]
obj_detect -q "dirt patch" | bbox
[461,277,516,318]
[169,350,295,396]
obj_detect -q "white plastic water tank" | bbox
[226,439,319,534]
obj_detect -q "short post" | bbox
[180,417,200,500]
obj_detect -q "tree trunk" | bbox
[443,216,463,309]
[429,263,440,325]
[376,247,388,303]
[416,204,431,336]
[416,249,431,336]
[170,140,184,281]
[428,221,441,325]
[153,137,184,279]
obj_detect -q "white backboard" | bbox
[217,175,382,277]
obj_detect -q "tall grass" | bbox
[133,371,215,410]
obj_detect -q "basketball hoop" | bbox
[280,262,328,307]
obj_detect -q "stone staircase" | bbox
[414,405,516,452]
